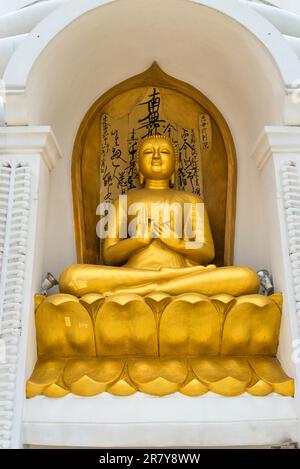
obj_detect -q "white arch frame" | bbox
[2,0,300,126]
[3,0,300,86]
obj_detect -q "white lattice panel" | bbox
[282,160,300,333]
[0,162,31,449]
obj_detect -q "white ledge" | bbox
[0,126,62,170]
[251,126,300,171]
[23,393,297,447]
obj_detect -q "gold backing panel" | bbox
[72,63,237,266]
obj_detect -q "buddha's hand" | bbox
[130,222,152,247]
[153,223,204,252]
[152,223,182,247]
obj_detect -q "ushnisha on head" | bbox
[136,135,179,186]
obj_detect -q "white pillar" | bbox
[0,127,61,448]
[252,126,300,443]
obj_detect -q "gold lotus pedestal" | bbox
[27,291,294,398]
[27,128,294,400]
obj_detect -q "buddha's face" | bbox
[138,137,176,181]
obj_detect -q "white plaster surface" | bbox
[1,0,300,448]
[23,394,298,447]
[0,127,61,448]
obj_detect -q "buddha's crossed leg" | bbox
[60,264,259,297]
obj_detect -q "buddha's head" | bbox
[136,135,178,186]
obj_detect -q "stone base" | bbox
[26,356,294,398]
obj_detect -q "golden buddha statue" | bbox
[27,136,294,399]
[60,136,259,298]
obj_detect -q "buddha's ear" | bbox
[139,172,145,185]
[136,161,145,185]
[171,154,179,187]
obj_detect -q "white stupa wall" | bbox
[0,0,300,448]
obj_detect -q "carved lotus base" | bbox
[27,291,294,398]
[27,357,294,398]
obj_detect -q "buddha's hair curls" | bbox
[136,135,179,166]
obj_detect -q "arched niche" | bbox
[4,0,300,277]
[73,63,236,266]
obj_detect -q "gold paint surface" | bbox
[221,294,282,356]
[159,295,221,356]
[30,290,294,398]
[72,63,237,267]
[95,294,158,356]
[26,359,68,398]
[27,356,294,398]
[64,358,124,396]
[31,91,292,400]
[128,357,187,395]
[36,294,96,358]
[248,357,294,397]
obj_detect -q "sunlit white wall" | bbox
[0,0,35,16]
[264,0,300,16]
[1,0,300,17]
